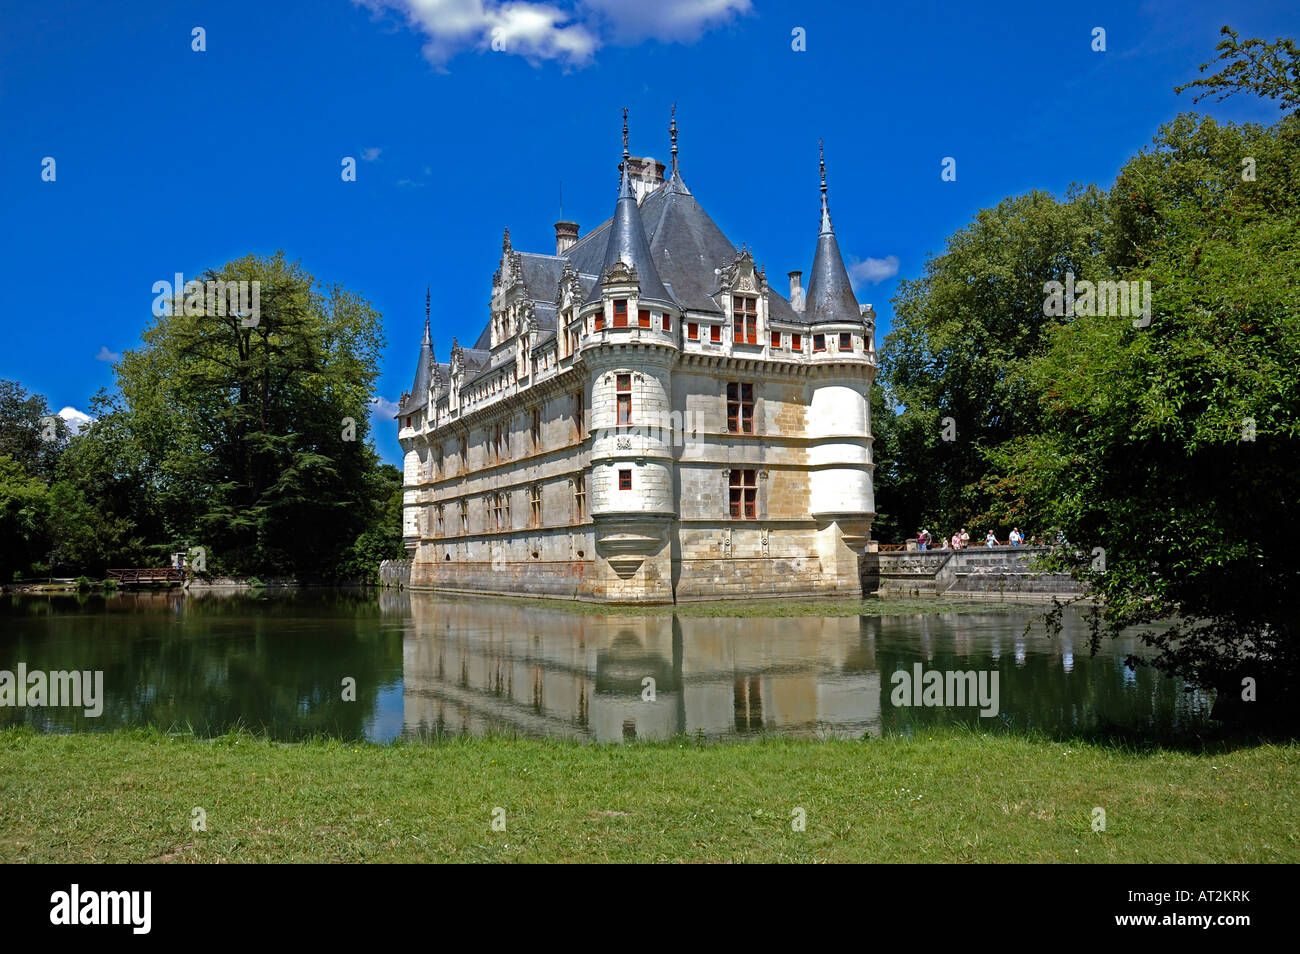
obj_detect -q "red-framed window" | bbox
[687,322,699,341]
[662,313,671,332]
[840,332,853,351]
[594,308,604,331]
[733,296,757,345]
[710,324,721,343]
[729,469,757,519]
[813,333,826,352]
[770,331,781,348]
[726,382,754,434]
[792,333,802,352]
[619,469,632,491]
[616,374,632,425]
[613,299,628,328]
[638,308,651,328]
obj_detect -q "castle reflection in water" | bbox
[385,591,882,742]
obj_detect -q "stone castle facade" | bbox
[396,117,875,604]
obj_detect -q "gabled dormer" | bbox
[716,247,768,348]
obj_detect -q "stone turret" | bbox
[804,143,875,591]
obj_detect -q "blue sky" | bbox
[2,0,1296,464]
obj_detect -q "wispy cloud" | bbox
[94,345,120,362]
[371,396,400,418]
[58,406,94,435]
[360,146,384,162]
[848,254,900,288]
[353,0,751,69]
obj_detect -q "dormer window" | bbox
[613,299,628,327]
[733,296,757,345]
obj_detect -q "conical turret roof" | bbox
[804,143,860,323]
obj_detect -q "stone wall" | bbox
[379,560,411,589]
[862,546,1085,601]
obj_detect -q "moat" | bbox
[0,591,1212,742]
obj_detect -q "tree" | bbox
[1175,26,1300,113]
[990,107,1300,724]
[111,252,390,578]
[880,186,1108,537]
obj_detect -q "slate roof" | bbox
[804,195,860,324]
[400,152,863,418]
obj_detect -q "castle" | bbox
[396,113,875,604]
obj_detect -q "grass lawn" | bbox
[1,728,1295,863]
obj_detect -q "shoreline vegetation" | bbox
[2,584,1052,619]
[1,727,1294,863]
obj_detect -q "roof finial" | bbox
[502,226,511,252]
[425,284,431,324]
[670,103,678,176]
[621,107,629,163]
[818,139,832,233]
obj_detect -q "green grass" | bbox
[1,727,1295,863]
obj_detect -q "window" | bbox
[616,374,632,425]
[459,500,468,532]
[594,308,604,332]
[662,313,671,332]
[503,492,511,526]
[733,296,757,345]
[493,422,506,460]
[726,382,754,434]
[574,474,586,520]
[840,332,853,351]
[405,416,412,428]
[491,494,503,530]
[638,308,650,329]
[687,322,699,341]
[813,333,826,352]
[729,469,757,519]
[531,407,541,449]
[574,392,585,438]
[613,299,628,328]
[710,324,721,343]
[771,331,781,348]
[530,484,543,526]
[436,505,445,536]
[619,469,632,491]
[792,333,802,352]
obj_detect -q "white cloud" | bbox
[360,146,384,162]
[371,396,400,418]
[848,255,900,288]
[58,406,94,436]
[94,345,120,362]
[353,0,750,68]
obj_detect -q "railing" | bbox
[106,567,184,584]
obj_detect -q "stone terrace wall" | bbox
[862,547,1085,601]
[379,560,412,589]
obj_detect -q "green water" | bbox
[0,590,1212,742]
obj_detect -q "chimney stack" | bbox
[622,156,665,205]
[555,220,580,255]
[788,270,804,311]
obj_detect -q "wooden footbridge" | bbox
[105,567,185,585]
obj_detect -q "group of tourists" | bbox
[914,527,1026,550]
